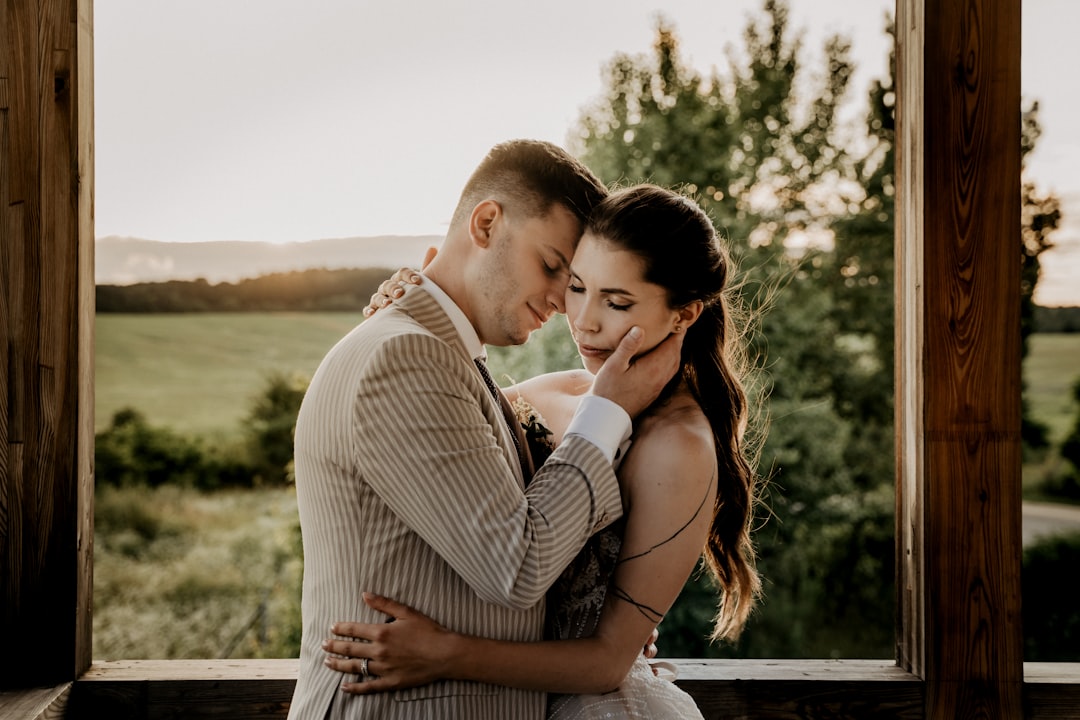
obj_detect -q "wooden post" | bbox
[895,0,1024,717]
[0,0,94,688]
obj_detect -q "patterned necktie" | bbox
[474,358,534,484]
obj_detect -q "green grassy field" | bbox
[94,483,302,660]
[1025,333,1080,444]
[97,314,1080,444]
[96,312,364,438]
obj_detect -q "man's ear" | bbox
[468,200,501,248]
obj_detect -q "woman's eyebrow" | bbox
[568,267,636,297]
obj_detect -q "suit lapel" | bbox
[394,285,471,361]
[393,287,529,487]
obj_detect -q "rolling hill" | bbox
[95,235,442,285]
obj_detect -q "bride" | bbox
[323,184,762,719]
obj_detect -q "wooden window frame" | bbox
[2,0,1079,717]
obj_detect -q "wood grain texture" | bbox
[0,0,93,688]
[0,684,71,720]
[74,0,94,679]
[895,0,926,680]
[897,0,1026,717]
[922,0,1024,706]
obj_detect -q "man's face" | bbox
[473,203,580,347]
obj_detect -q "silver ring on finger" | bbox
[359,657,370,679]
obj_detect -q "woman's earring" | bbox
[673,325,683,333]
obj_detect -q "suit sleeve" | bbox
[355,333,623,610]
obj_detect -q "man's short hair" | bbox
[451,139,608,229]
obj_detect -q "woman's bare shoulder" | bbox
[623,410,716,497]
[506,369,592,401]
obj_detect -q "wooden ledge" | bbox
[1025,662,1080,684]
[54,659,1080,720]
[0,684,71,720]
[79,658,298,681]
[674,658,918,681]
[1024,663,1080,719]
[79,657,924,682]
[73,659,927,719]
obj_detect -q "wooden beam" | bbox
[896,0,1024,717]
[75,0,96,681]
[895,0,926,679]
[0,0,94,688]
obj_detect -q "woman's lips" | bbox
[577,343,610,359]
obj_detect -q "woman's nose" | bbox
[572,303,599,333]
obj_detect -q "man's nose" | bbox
[548,282,567,314]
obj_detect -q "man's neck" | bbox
[425,262,476,334]
[420,268,484,359]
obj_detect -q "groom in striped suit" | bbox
[287,140,682,719]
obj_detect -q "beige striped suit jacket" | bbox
[287,286,624,720]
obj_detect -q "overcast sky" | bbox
[94,0,1079,305]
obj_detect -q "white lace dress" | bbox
[516,399,705,720]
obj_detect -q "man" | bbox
[287,139,682,719]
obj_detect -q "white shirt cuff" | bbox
[564,395,632,465]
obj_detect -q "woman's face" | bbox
[565,233,682,375]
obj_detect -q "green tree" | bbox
[1020,103,1061,453]
[571,0,895,658]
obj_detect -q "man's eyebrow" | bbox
[548,247,571,270]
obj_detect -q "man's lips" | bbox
[528,306,546,328]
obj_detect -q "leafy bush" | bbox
[1034,376,1080,502]
[96,408,210,488]
[96,370,308,491]
[1061,378,1080,478]
[245,371,309,486]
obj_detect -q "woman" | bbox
[323,184,762,718]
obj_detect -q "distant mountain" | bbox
[95,235,442,285]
